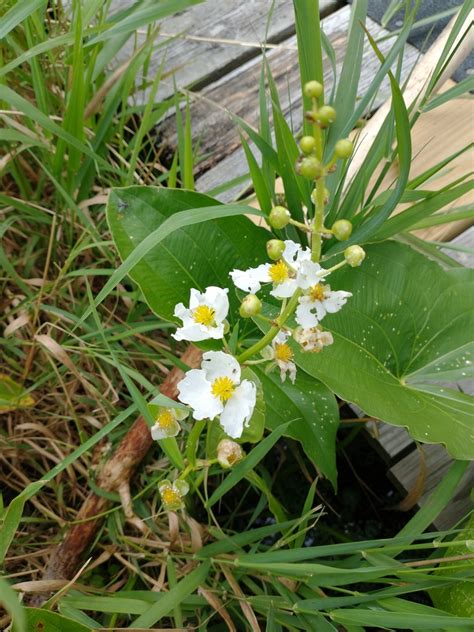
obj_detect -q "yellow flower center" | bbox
[161,486,181,507]
[274,342,293,363]
[269,260,289,284]
[211,376,235,402]
[156,409,175,429]
[193,305,216,326]
[309,283,326,302]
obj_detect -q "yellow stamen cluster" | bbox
[156,409,175,429]
[161,487,181,507]
[274,343,293,363]
[193,305,216,326]
[309,283,326,302]
[211,376,235,402]
[269,260,289,284]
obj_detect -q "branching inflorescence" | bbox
[154,81,366,511]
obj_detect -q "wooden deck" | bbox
[115,1,473,527]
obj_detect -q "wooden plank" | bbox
[168,7,419,197]
[442,226,474,268]
[365,421,415,464]
[109,0,339,102]
[390,445,474,530]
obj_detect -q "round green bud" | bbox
[299,135,317,155]
[332,219,353,241]
[239,294,262,318]
[334,138,353,159]
[344,245,366,267]
[298,156,323,180]
[269,205,291,229]
[316,105,336,127]
[311,187,330,205]
[303,80,323,99]
[223,319,230,335]
[266,239,286,261]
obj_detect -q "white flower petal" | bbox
[296,301,320,328]
[324,290,352,313]
[173,322,224,342]
[296,260,325,289]
[230,264,270,293]
[151,417,180,440]
[270,278,298,299]
[174,302,188,319]
[277,360,297,384]
[294,246,312,264]
[201,351,241,384]
[201,286,229,320]
[177,369,223,420]
[282,240,301,265]
[219,379,256,438]
[188,288,202,309]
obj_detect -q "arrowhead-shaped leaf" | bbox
[106,186,269,322]
[295,241,474,460]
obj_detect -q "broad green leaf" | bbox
[254,368,339,488]
[0,374,34,412]
[106,187,268,322]
[23,608,92,632]
[295,241,474,459]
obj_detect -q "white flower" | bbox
[173,286,229,342]
[264,331,297,383]
[230,240,315,299]
[150,407,188,440]
[296,282,352,328]
[294,326,334,353]
[177,351,256,439]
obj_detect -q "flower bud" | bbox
[344,245,366,267]
[334,138,353,159]
[331,219,353,241]
[217,439,244,468]
[269,205,291,229]
[239,294,262,318]
[303,80,323,99]
[298,156,323,180]
[266,239,286,261]
[299,135,316,155]
[316,105,336,127]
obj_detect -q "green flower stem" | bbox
[324,259,348,275]
[185,419,206,467]
[310,97,327,263]
[236,290,302,364]
[289,218,311,232]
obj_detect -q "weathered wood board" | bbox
[109,0,339,102]
[390,446,474,531]
[173,7,420,196]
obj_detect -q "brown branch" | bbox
[38,346,202,584]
